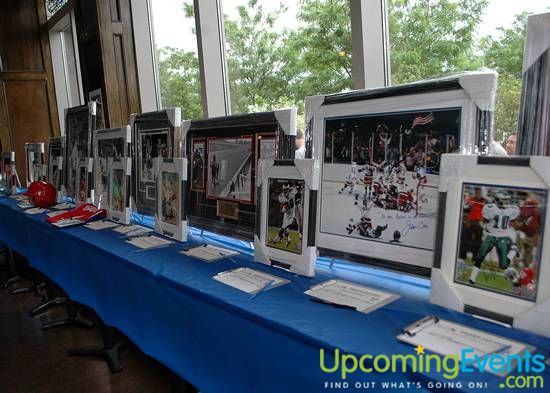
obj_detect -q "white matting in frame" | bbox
[93,125,131,208]
[25,143,45,186]
[155,158,188,242]
[254,159,319,277]
[206,135,254,204]
[48,137,64,193]
[1,151,18,194]
[307,71,497,273]
[431,154,550,337]
[108,157,132,224]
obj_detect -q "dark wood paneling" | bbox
[113,34,130,122]
[0,0,60,175]
[0,0,44,71]
[2,77,53,177]
[96,0,141,128]
[35,0,60,136]
[74,0,140,129]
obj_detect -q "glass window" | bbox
[49,11,84,134]
[388,0,549,150]
[149,0,203,119]
[223,0,352,117]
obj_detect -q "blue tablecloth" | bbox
[0,196,548,393]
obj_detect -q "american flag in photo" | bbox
[411,112,434,128]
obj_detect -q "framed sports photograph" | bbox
[132,108,182,216]
[306,71,497,275]
[155,158,187,242]
[186,109,297,240]
[24,143,45,185]
[190,138,205,191]
[76,158,92,204]
[255,159,319,277]
[431,154,550,337]
[93,126,130,208]
[206,135,253,204]
[65,103,96,200]
[1,152,17,193]
[265,178,305,255]
[47,137,64,191]
[108,157,131,224]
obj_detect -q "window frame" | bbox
[48,8,85,134]
[133,0,390,118]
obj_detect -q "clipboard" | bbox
[397,316,532,376]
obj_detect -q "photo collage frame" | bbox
[186,109,297,240]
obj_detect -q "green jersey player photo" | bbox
[455,183,546,300]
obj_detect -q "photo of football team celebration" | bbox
[266,178,304,254]
[454,184,546,301]
[320,109,461,251]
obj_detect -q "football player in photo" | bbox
[469,191,520,285]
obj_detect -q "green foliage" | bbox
[224,0,293,114]
[153,0,530,142]
[478,13,528,141]
[388,0,487,84]
[479,13,528,79]
[492,74,522,142]
[287,0,353,99]
[157,47,202,119]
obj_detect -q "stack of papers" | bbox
[24,207,48,215]
[397,316,529,376]
[84,220,121,231]
[52,202,74,210]
[305,279,399,314]
[181,244,239,262]
[114,224,152,237]
[47,210,66,218]
[10,195,28,201]
[51,218,85,228]
[17,200,34,209]
[126,235,173,250]
[213,267,289,294]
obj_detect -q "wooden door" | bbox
[0,0,60,182]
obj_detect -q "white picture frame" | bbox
[132,108,182,217]
[255,159,319,277]
[24,142,45,186]
[431,154,550,337]
[64,103,96,201]
[1,151,17,194]
[108,157,132,224]
[92,125,131,208]
[155,157,188,242]
[306,71,497,275]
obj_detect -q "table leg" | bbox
[67,324,125,373]
[41,300,94,330]
[29,280,67,316]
